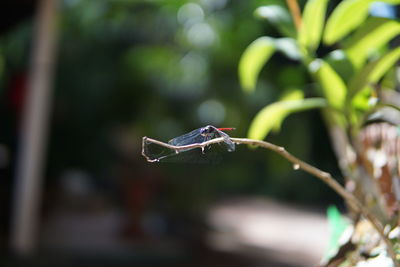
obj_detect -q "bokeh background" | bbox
[0,0,371,266]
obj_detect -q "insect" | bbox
[142,125,235,163]
[168,125,235,152]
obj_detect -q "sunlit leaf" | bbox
[298,0,329,50]
[280,89,304,101]
[369,47,400,82]
[323,0,373,45]
[309,59,347,110]
[351,86,374,112]
[344,17,400,68]
[324,50,354,83]
[255,5,296,38]
[275,38,301,60]
[239,37,276,92]
[349,47,400,97]
[272,89,304,131]
[248,98,327,140]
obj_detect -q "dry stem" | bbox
[286,0,302,31]
[142,136,398,264]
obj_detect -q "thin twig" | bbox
[142,136,398,265]
[286,0,302,32]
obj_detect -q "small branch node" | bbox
[321,172,331,179]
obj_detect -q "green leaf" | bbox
[280,89,304,101]
[324,206,350,260]
[239,37,276,92]
[369,47,400,82]
[324,50,355,83]
[298,0,329,50]
[351,86,374,112]
[248,98,327,140]
[349,47,400,97]
[255,5,296,38]
[323,0,373,45]
[309,59,347,110]
[275,38,301,60]
[344,17,400,68]
[272,89,304,131]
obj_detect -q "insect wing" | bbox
[216,130,235,152]
[168,127,204,146]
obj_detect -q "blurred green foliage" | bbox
[0,0,347,211]
[239,0,400,142]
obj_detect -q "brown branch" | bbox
[142,136,398,265]
[286,0,302,32]
[142,136,227,162]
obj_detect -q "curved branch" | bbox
[142,136,397,265]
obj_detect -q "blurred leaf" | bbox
[272,89,304,131]
[239,37,276,92]
[280,89,304,101]
[248,98,327,140]
[298,0,329,50]
[323,0,373,45]
[344,17,400,68]
[254,5,296,38]
[368,47,400,82]
[380,65,397,89]
[275,38,301,60]
[325,206,350,260]
[379,0,400,3]
[351,86,374,112]
[325,50,354,82]
[309,59,347,110]
[277,66,307,88]
[349,47,400,97]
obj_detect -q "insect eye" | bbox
[205,126,213,134]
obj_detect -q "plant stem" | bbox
[230,139,397,265]
[142,136,398,265]
[286,0,302,31]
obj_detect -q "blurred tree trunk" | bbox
[10,0,58,255]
